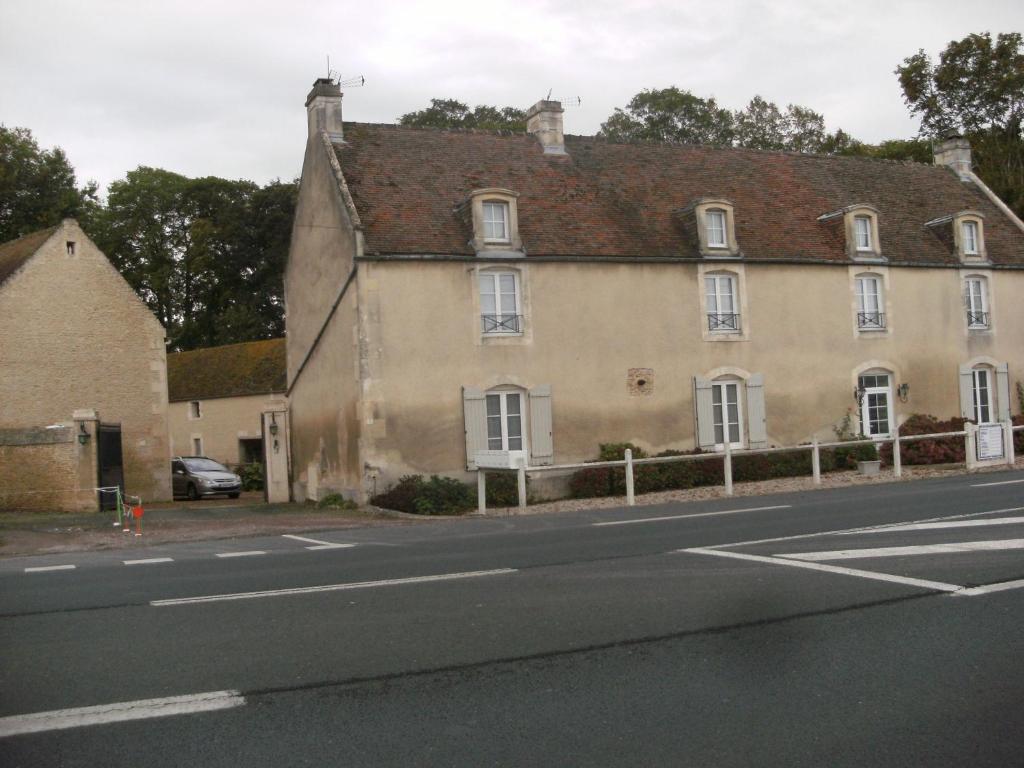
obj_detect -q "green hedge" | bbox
[370,475,475,515]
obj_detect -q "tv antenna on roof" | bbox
[545,93,582,107]
[326,56,365,88]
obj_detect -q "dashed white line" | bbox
[680,547,963,593]
[123,557,174,566]
[281,534,356,550]
[151,568,518,606]
[0,690,245,738]
[24,564,76,573]
[215,551,267,559]
[971,478,1024,487]
[593,504,791,527]
[780,539,1024,562]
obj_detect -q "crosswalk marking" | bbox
[281,534,355,550]
[778,539,1024,562]
[848,516,1024,533]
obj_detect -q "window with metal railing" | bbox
[479,271,522,335]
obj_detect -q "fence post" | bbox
[892,427,902,479]
[1005,421,1016,466]
[724,441,734,496]
[625,448,635,506]
[516,457,527,511]
[965,424,977,470]
[477,470,486,515]
[811,438,821,485]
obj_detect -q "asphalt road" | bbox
[2,469,1023,766]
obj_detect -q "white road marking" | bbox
[281,534,356,550]
[971,478,1024,487]
[593,504,791,527]
[152,568,518,606]
[124,557,174,566]
[681,547,962,593]
[0,690,245,738]
[215,551,267,558]
[848,516,1024,533]
[957,578,1024,597]
[24,564,76,573]
[780,539,1024,561]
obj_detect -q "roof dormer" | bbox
[925,209,987,263]
[462,188,523,256]
[679,198,741,258]
[819,204,883,262]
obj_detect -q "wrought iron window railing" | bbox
[856,311,886,330]
[967,310,990,328]
[707,313,740,332]
[481,314,523,334]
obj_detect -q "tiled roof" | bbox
[0,227,58,286]
[335,125,1024,266]
[167,338,286,401]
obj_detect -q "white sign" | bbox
[474,450,527,470]
[977,424,1005,461]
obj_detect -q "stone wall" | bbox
[0,423,96,511]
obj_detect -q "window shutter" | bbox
[995,362,1011,423]
[694,377,716,450]
[958,365,974,420]
[745,373,768,449]
[463,387,487,469]
[529,385,554,465]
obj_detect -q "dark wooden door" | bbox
[97,423,124,510]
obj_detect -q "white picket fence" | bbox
[477,421,1023,514]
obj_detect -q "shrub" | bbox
[317,493,358,510]
[235,463,264,491]
[484,471,529,507]
[831,441,879,469]
[1014,414,1024,454]
[370,474,474,515]
[878,414,965,465]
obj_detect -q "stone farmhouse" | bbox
[167,338,287,468]
[0,220,171,510]
[285,79,1024,502]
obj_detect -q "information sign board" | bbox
[977,424,1005,461]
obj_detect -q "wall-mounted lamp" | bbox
[77,423,90,445]
[897,383,910,402]
[269,413,279,436]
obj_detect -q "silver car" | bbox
[171,456,242,500]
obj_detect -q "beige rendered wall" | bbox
[0,221,171,501]
[356,259,1024,491]
[285,135,362,500]
[168,393,283,466]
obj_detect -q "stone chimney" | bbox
[526,100,566,155]
[934,133,972,180]
[306,78,344,142]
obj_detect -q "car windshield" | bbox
[184,458,229,473]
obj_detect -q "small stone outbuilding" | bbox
[0,220,171,510]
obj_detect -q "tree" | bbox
[897,32,1024,216]
[0,125,98,242]
[399,99,526,131]
[599,87,734,146]
[733,96,788,150]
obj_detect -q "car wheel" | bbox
[187,483,199,501]
[228,493,240,499]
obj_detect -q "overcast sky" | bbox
[2,0,1021,193]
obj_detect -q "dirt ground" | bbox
[2,459,1021,558]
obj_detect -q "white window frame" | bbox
[962,221,979,255]
[485,390,526,452]
[858,372,893,438]
[705,273,739,333]
[479,271,522,335]
[854,216,872,251]
[482,201,510,243]
[711,379,744,450]
[855,274,884,331]
[964,277,989,329]
[706,210,727,248]
[972,368,994,424]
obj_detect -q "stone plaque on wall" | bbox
[627,368,654,396]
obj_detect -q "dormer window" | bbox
[706,210,727,248]
[483,201,510,243]
[962,221,979,255]
[683,198,740,257]
[466,188,522,254]
[854,216,872,251]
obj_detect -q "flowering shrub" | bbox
[878,414,966,465]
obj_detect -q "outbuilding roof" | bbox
[167,338,286,402]
[334,124,1024,266]
[0,226,58,286]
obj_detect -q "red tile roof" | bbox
[167,338,286,401]
[0,227,58,286]
[335,125,1024,266]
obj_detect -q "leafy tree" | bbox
[399,99,526,131]
[0,125,98,242]
[897,32,1024,216]
[599,87,735,146]
[733,96,788,150]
